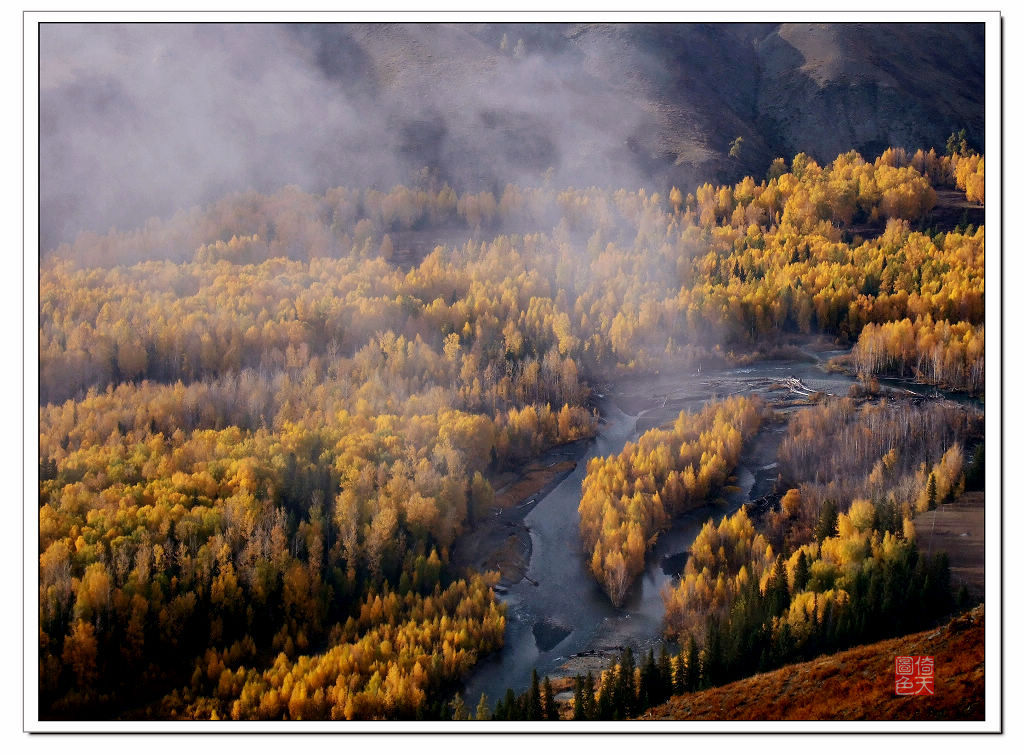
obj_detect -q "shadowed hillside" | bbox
[40,22,984,250]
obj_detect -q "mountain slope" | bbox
[641,605,985,721]
[40,22,985,250]
[298,22,985,184]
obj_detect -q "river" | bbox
[462,350,867,705]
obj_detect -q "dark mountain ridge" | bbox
[40,22,984,251]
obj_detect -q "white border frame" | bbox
[22,7,1003,734]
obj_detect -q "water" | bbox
[462,399,640,705]
[462,350,969,704]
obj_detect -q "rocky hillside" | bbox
[40,22,984,250]
[294,22,985,184]
[640,605,985,721]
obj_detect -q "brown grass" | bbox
[640,605,985,721]
[920,491,985,601]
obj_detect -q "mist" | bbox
[40,23,656,252]
[40,22,985,254]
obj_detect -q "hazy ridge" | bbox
[40,22,984,250]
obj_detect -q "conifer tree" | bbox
[596,671,613,719]
[543,676,558,720]
[451,692,468,721]
[582,672,596,720]
[528,669,543,720]
[684,633,699,692]
[793,551,809,593]
[768,556,791,616]
[815,500,838,542]
[638,649,657,711]
[573,676,586,720]
[670,653,683,696]
[617,647,637,716]
[657,645,672,702]
[499,688,516,720]
[475,692,491,721]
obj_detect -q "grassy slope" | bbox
[640,605,985,721]
[919,491,985,602]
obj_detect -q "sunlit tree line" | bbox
[774,397,982,540]
[659,501,956,693]
[851,316,984,394]
[43,147,984,405]
[579,397,765,605]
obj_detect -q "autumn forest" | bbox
[38,134,985,722]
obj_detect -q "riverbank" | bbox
[451,441,588,587]
[461,343,877,704]
[459,340,984,709]
[456,342,849,595]
[546,414,786,688]
[607,335,843,418]
[826,352,984,403]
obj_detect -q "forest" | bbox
[39,142,984,720]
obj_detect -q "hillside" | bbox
[919,491,985,602]
[640,605,985,721]
[40,22,984,250]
